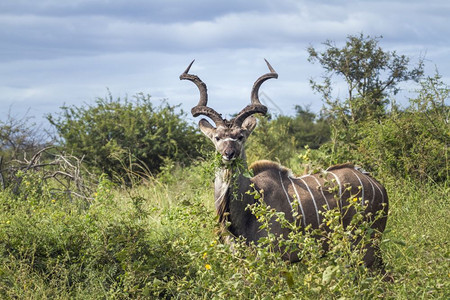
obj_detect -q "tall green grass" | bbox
[381,177,449,298]
[1,159,448,298]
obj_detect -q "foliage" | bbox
[1,32,448,299]
[0,162,214,299]
[0,147,95,203]
[0,157,448,299]
[0,112,50,161]
[382,176,449,296]
[308,33,424,124]
[307,34,447,182]
[317,73,449,182]
[246,105,330,170]
[47,92,208,181]
[0,112,52,190]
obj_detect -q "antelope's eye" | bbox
[215,136,220,141]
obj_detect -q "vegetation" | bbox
[0,157,448,298]
[356,73,449,182]
[246,105,330,168]
[306,34,447,183]
[46,92,208,182]
[0,112,52,189]
[0,34,448,298]
[308,33,424,124]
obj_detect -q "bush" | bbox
[151,180,390,299]
[47,92,208,182]
[0,112,50,162]
[0,113,52,190]
[0,166,214,299]
[0,153,448,298]
[246,106,330,170]
[327,73,449,182]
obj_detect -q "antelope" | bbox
[180,59,389,269]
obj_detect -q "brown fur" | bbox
[252,160,357,177]
[183,59,389,278]
[249,160,291,175]
[326,162,355,171]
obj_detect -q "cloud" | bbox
[2,0,449,58]
[0,0,449,124]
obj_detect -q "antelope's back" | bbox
[250,161,388,231]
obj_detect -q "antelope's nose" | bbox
[224,149,235,160]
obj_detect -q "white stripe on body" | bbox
[303,174,331,210]
[366,176,385,205]
[327,171,343,207]
[279,171,293,210]
[288,177,307,228]
[299,177,320,226]
[366,174,376,205]
[350,169,365,207]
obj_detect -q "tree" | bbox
[0,111,49,161]
[0,112,52,190]
[308,34,424,124]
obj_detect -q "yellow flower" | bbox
[202,252,207,259]
[352,197,358,202]
[205,264,212,270]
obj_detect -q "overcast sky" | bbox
[1,0,449,125]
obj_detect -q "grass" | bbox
[381,177,449,298]
[0,159,449,299]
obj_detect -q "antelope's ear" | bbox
[242,116,257,135]
[198,118,216,139]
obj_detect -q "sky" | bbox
[1,0,449,126]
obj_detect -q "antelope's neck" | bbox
[214,151,250,222]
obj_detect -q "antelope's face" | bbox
[180,59,277,164]
[199,117,257,163]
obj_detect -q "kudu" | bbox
[180,59,389,269]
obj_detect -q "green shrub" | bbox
[0,114,52,190]
[47,92,208,182]
[152,182,390,299]
[0,155,448,298]
[0,156,217,299]
[312,73,448,183]
[355,74,448,181]
[246,106,330,170]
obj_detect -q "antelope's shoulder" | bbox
[249,160,292,176]
[326,162,355,171]
[326,162,372,176]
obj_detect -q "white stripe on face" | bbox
[222,137,238,142]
